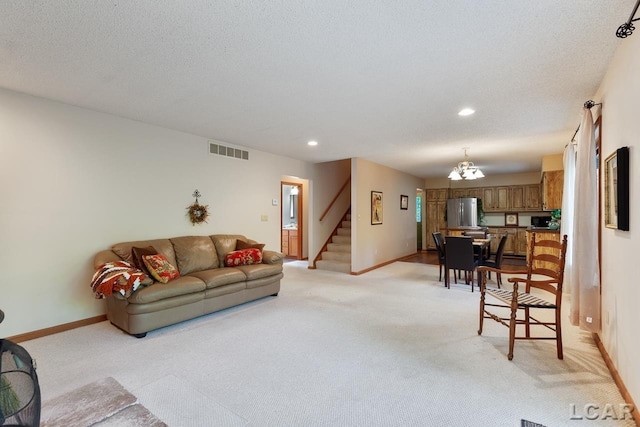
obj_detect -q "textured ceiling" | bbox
[0,1,630,178]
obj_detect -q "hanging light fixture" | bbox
[448,148,485,181]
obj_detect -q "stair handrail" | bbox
[319,177,351,222]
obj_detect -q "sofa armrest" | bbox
[262,250,284,265]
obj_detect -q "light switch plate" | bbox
[272,199,278,206]
[261,215,268,222]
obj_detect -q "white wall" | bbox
[351,158,423,273]
[0,88,311,337]
[593,34,640,406]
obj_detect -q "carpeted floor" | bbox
[22,262,634,426]
[41,377,166,426]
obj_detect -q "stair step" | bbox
[346,214,351,221]
[316,260,351,274]
[327,243,351,253]
[337,228,351,236]
[332,235,351,244]
[322,251,351,262]
[341,220,351,228]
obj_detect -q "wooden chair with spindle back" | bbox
[477,233,568,360]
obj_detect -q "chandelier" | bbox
[448,148,485,181]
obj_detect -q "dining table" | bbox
[471,238,491,265]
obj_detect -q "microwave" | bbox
[531,216,552,227]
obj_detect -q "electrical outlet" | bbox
[272,199,278,206]
[261,215,268,222]
[586,316,593,323]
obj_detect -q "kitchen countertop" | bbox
[526,227,560,233]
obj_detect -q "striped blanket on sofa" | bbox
[90,261,147,299]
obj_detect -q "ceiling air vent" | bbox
[209,141,249,160]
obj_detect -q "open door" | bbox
[416,189,424,251]
[281,182,303,259]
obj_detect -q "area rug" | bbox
[41,377,166,427]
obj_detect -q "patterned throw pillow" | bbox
[224,248,263,267]
[236,240,265,252]
[142,254,180,283]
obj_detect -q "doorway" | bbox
[416,189,424,251]
[281,182,303,259]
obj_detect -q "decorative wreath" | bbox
[186,190,209,225]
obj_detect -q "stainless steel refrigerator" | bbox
[447,197,478,227]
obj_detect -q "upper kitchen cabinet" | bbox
[511,184,542,211]
[426,188,448,201]
[482,186,510,212]
[542,170,564,211]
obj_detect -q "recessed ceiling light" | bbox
[458,108,475,116]
[308,140,318,146]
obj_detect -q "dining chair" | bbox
[480,234,508,288]
[432,232,446,282]
[444,236,479,291]
[477,233,568,360]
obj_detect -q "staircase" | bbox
[316,213,351,274]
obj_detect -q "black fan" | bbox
[1,335,41,426]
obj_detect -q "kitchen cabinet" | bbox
[487,227,527,255]
[426,188,448,201]
[503,228,517,254]
[281,229,298,257]
[542,170,564,211]
[425,189,448,250]
[450,188,467,198]
[511,184,542,211]
[426,200,447,249]
[495,187,511,211]
[487,228,505,254]
[482,186,510,211]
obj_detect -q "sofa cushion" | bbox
[234,263,283,281]
[224,248,263,267]
[171,236,219,275]
[236,239,265,252]
[211,234,246,267]
[131,246,157,276]
[127,275,206,304]
[188,268,247,289]
[142,254,180,284]
[112,239,177,268]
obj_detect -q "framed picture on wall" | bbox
[604,150,618,229]
[605,147,630,230]
[400,195,409,210]
[505,212,519,226]
[371,191,383,225]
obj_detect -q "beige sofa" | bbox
[93,234,283,337]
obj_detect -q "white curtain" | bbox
[561,142,575,295]
[566,108,600,332]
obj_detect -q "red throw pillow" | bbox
[142,254,180,283]
[224,248,263,267]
